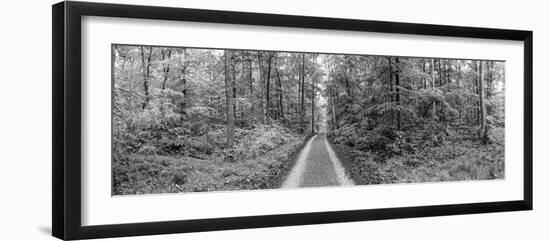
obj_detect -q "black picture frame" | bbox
[52,1,533,240]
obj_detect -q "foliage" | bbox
[331,144,396,185]
[324,56,505,185]
[328,126,505,185]
[233,123,294,160]
[112,45,334,194]
[113,44,506,193]
[383,131,505,183]
[112,137,304,195]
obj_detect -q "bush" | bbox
[223,138,304,190]
[329,124,417,158]
[440,146,504,180]
[328,125,505,186]
[112,136,305,195]
[233,123,294,160]
[112,154,193,195]
[381,136,505,183]
[330,144,396,185]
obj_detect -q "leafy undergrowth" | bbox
[331,144,395,185]
[329,124,505,185]
[112,123,305,195]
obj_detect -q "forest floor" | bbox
[328,125,505,185]
[112,123,308,195]
[113,121,505,195]
[281,134,354,188]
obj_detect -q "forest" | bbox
[112,44,505,195]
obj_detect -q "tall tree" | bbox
[492,61,495,98]
[140,46,153,109]
[388,57,394,123]
[395,57,401,130]
[431,59,436,119]
[178,48,189,112]
[341,58,351,98]
[224,50,234,147]
[457,60,462,124]
[473,60,479,124]
[300,54,306,132]
[257,52,266,123]
[422,58,426,89]
[311,75,315,133]
[438,59,443,87]
[231,56,238,119]
[329,62,338,130]
[266,53,273,119]
[160,48,172,90]
[274,56,285,121]
[388,57,393,104]
[248,58,254,119]
[478,61,489,144]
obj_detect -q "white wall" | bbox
[0,0,547,240]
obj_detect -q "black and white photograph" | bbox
[112,44,505,195]
[1,0,545,240]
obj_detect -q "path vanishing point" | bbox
[282,134,354,188]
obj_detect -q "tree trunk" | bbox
[437,59,443,87]
[457,61,462,124]
[140,46,153,109]
[295,67,300,127]
[441,60,448,125]
[266,54,272,119]
[161,48,172,90]
[329,62,338,130]
[445,59,450,85]
[388,57,394,123]
[341,65,351,98]
[224,50,235,147]
[179,49,188,112]
[300,54,306,133]
[431,59,436,120]
[422,58,426,89]
[487,61,494,98]
[311,77,315,134]
[330,86,338,130]
[474,60,480,124]
[231,59,237,119]
[248,59,254,120]
[257,52,265,123]
[395,57,401,130]
[275,58,285,121]
[478,61,489,144]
